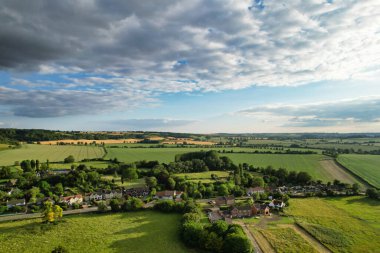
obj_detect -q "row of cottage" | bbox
[5,188,183,208]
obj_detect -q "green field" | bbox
[102,176,146,188]
[105,147,320,164]
[285,197,380,252]
[260,227,317,253]
[0,144,10,151]
[224,153,338,182]
[0,144,105,166]
[174,171,230,179]
[337,154,380,188]
[0,211,195,253]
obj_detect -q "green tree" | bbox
[54,183,64,196]
[145,176,158,188]
[64,155,75,163]
[222,233,252,253]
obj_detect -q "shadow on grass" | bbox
[109,211,192,253]
[343,197,379,207]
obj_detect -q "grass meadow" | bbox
[285,197,380,252]
[337,154,380,188]
[0,144,105,166]
[0,211,195,253]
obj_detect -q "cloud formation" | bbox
[0,0,379,118]
[106,118,197,131]
[238,97,380,127]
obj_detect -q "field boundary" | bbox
[294,222,334,253]
[334,158,376,189]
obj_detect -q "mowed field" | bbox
[337,154,380,188]
[224,153,359,183]
[285,197,380,252]
[0,144,105,166]
[0,211,195,253]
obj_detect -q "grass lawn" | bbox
[0,211,196,253]
[102,176,146,188]
[260,227,318,253]
[174,171,230,179]
[0,144,105,166]
[337,154,380,188]
[285,197,380,252]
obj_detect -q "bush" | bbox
[222,233,252,253]
[97,201,108,212]
[51,245,69,253]
[110,199,122,212]
[63,155,75,163]
[0,205,7,214]
[181,221,205,248]
[154,200,175,212]
[122,197,144,211]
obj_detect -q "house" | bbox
[154,190,183,200]
[102,190,123,200]
[230,205,255,218]
[124,187,150,198]
[6,199,26,208]
[208,211,223,223]
[252,203,270,216]
[60,194,83,206]
[246,187,265,196]
[85,192,103,202]
[215,196,235,206]
[269,200,286,209]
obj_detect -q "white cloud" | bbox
[0,0,379,118]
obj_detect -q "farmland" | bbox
[0,144,105,166]
[285,197,380,252]
[0,211,195,253]
[224,153,359,183]
[104,147,359,183]
[337,154,380,188]
[259,227,318,253]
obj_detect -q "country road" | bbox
[0,206,100,222]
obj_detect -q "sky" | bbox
[0,0,379,133]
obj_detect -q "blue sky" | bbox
[0,0,379,133]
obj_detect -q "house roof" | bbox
[61,194,83,201]
[155,190,176,197]
[236,205,252,211]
